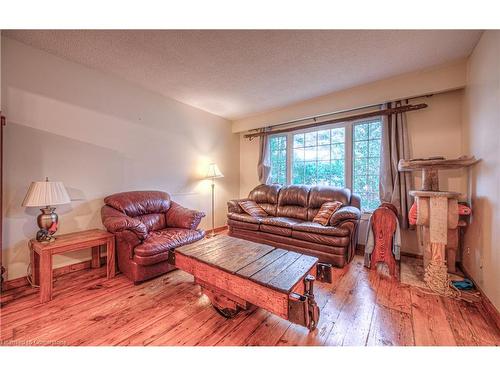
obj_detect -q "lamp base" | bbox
[36,229,56,242]
[36,206,59,242]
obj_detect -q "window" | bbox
[291,128,345,187]
[352,120,382,211]
[268,118,382,212]
[269,135,287,185]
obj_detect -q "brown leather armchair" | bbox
[227,184,361,267]
[101,191,205,283]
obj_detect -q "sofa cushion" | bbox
[134,228,204,257]
[260,224,292,237]
[292,221,350,237]
[133,251,170,266]
[292,230,350,247]
[227,212,262,224]
[307,186,351,220]
[259,216,304,228]
[248,184,281,216]
[239,200,269,217]
[104,191,171,217]
[277,185,310,220]
[227,219,260,231]
[312,201,343,226]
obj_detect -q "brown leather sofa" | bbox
[101,191,205,283]
[227,184,361,267]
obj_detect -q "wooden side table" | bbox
[29,229,115,303]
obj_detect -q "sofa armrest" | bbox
[227,198,250,214]
[329,206,361,226]
[165,201,205,230]
[101,205,148,240]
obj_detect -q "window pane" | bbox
[331,128,345,143]
[317,130,330,145]
[305,132,317,147]
[278,149,287,162]
[331,159,345,186]
[269,135,287,184]
[353,120,382,211]
[292,162,304,184]
[294,133,304,148]
[368,157,380,175]
[354,141,368,158]
[270,137,279,151]
[317,161,331,185]
[293,148,304,162]
[354,158,368,176]
[304,147,317,161]
[317,145,330,161]
[304,162,317,184]
[354,123,369,141]
[331,143,344,159]
[369,122,382,139]
[369,139,381,157]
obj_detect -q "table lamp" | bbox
[22,177,71,242]
[205,163,224,237]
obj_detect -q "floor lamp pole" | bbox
[211,178,215,237]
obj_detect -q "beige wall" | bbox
[232,59,467,133]
[239,90,466,254]
[1,37,240,281]
[462,31,500,311]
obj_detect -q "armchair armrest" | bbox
[227,198,250,214]
[165,201,205,230]
[329,206,361,226]
[101,205,148,240]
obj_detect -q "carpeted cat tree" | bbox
[398,156,478,296]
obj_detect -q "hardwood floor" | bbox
[1,254,499,346]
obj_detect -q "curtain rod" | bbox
[244,94,433,139]
[244,103,428,139]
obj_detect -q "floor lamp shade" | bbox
[205,163,224,179]
[22,179,71,242]
[206,163,223,237]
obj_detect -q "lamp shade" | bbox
[205,163,224,179]
[22,180,71,207]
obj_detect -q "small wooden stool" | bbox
[370,203,399,279]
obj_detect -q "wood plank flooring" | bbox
[1,252,499,346]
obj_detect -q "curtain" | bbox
[379,101,413,229]
[257,128,271,184]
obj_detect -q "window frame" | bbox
[268,116,381,213]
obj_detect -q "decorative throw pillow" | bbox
[313,201,343,226]
[239,200,268,217]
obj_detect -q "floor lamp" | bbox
[205,163,224,237]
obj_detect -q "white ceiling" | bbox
[4,30,482,120]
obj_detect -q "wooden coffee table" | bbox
[168,235,320,330]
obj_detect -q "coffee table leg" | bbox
[39,252,53,303]
[106,238,116,279]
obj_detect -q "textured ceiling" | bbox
[4,30,482,120]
